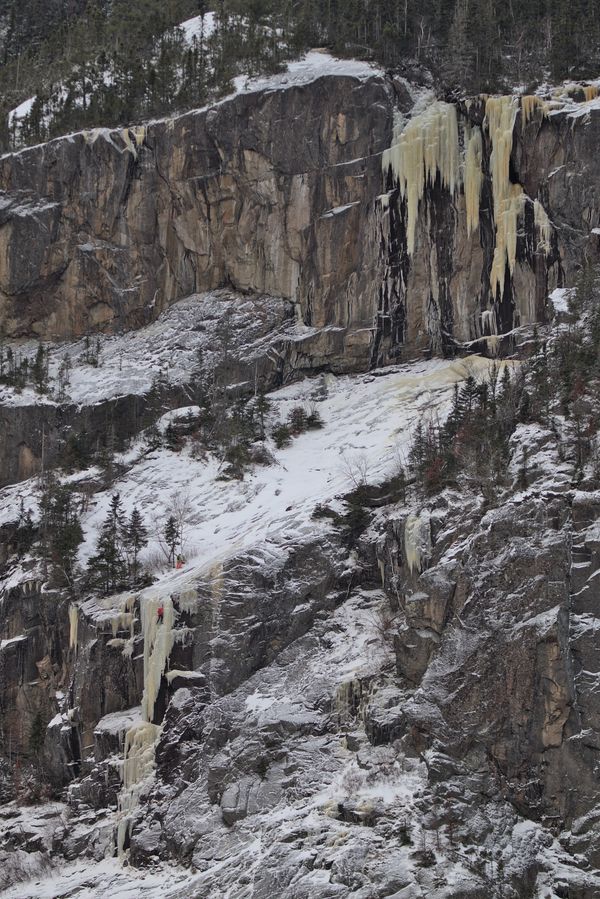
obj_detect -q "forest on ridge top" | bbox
[0,0,599,151]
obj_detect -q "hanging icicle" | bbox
[521,95,548,125]
[382,102,460,255]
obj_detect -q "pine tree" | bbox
[32,343,48,393]
[14,496,35,557]
[39,476,83,587]
[28,711,45,758]
[458,374,479,416]
[443,0,472,88]
[254,391,270,440]
[164,515,179,566]
[87,493,127,594]
[122,507,148,584]
[165,422,182,452]
[57,353,71,400]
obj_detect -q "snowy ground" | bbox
[76,355,506,594]
[0,352,511,605]
[231,49,379,95]
[1,853,193,899]
[1,353,520,897]
[0,292,292,408]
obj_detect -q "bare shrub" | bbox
[340,451,369,490]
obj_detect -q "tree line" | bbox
[2,0,599,151]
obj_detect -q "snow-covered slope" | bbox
[0,351,511,896]
[0,292,292,408]
[79,355,499,579]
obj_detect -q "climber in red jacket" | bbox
[157,604,164,624]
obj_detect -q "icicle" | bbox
[404,514,422,574]
[481,309,500,355]
[334,680,362,721]
[481,309,498,336]
[378,558,386,586]
[488,185,526,298]
[69,604,79,652]
[464,126,483,236]
[116,593,174,858]
[140,595,175,724]
[485,97,527,298]
[122,721,162,792]
[111,611,134,639]
[534,199,552,254]
[382,102,460,255]
[521,96,548,125]
[117,719,162,858]
[553,82,599,103]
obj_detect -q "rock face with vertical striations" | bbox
[6,63,600,898]
[0,69,398,359]
[0,68,599,369]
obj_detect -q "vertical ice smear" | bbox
[404,513,429,574]
[69,604,79,652]
[117,594,175,855]
[140,596,175,724]
[117,719,162,856]
[119,125,147,158]
[464,125,483,237]
[382,93,554,307]
[485,96,524,299]
[208,563,224,698]
[534,199,552,254]
[481,308,498,337]
[485,96,553,300]
[382,101,460,255]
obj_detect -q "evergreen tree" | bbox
[2,0,599,156]
[254,391,270,440]
[164,515,179,566]
[39,476,84,587]
[28,711,46,759]
[443,0,471,88]
[165,422,183,451]
[87,493,127,594]
[32,343,48,393]
[57,353,71,401]
[122,506,148,583]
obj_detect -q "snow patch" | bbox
[179,12,216,45]
[549,287,573,314]
[8,96,36,128]
[233,50,380,96]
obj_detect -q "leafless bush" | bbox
[144,548,170,576]
[387,438,409,480]
[364,603,398,646]
[152,490,196,562]
[340,451,369,490]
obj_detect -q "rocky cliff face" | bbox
[0,66,397,367]
[4,61,600,899]
[1,63,599,369]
